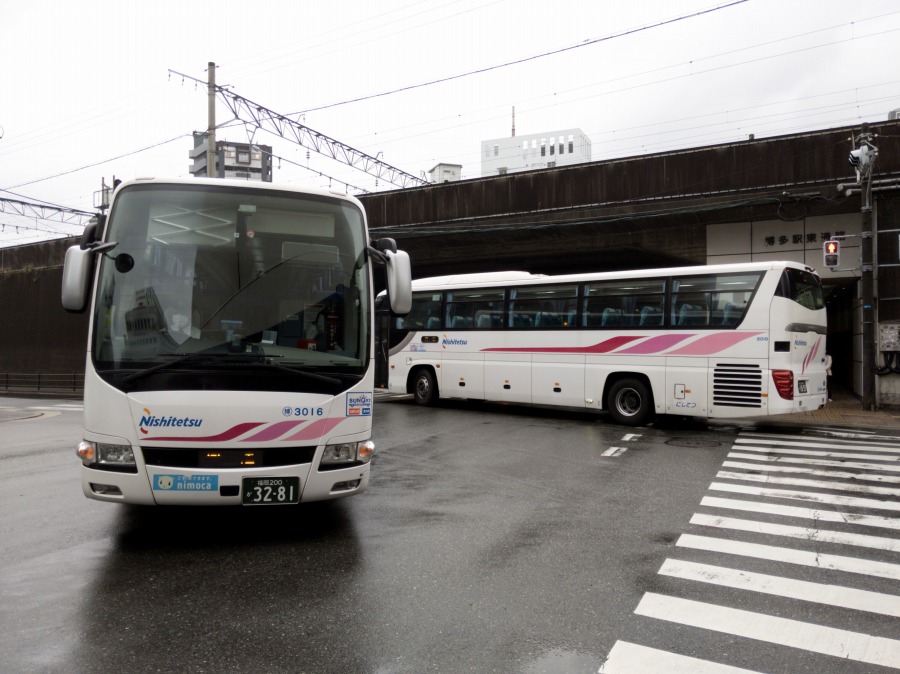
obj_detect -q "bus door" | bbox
[374,304,392,389]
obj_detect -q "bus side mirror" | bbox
[384,249,412,315]
[61,245,94,312]
[61,240,118,312]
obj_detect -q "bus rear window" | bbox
[776,268,824,310]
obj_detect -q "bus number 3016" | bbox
[242,477,300,505]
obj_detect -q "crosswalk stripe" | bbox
[737,433,900,449]
[716,470,900,497]
[740,429,894,442]
[735,437,900,455]
[709,481,900,512]
[658,558,900,617]
[602,429,900,673]
[729,444,899,462]
[677,533,900,580]
[690,513,900,552]
[598,641,763,674]
[722,460,900,483]
[634,593,900,668]
[699,496,900,531]
[727,451,900,473]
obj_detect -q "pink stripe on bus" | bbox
[615,334,694,354]
[482,335,643,354]
[141,422,265,443]
[666,332,764,355]
[281,417,347,442]
[241,420,307,442]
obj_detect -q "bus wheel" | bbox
[413,369,438,406]
[607,378,654,426]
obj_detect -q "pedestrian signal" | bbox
[823,240,840,268]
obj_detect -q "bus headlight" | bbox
[77,440,135,468]
[321,440,374,465]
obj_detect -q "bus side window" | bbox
[676,303,708,326]
[639,306,663,326]
[601,308,623,326]
[721,303,740,326]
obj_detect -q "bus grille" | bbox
[141,446,316,468]
[713,364,763,408]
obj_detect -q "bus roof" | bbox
[410,261,816,290]
[110,176,366,210]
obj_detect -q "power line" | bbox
[290,1,749,115]
[3,134,192,190]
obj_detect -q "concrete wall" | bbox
[0,238,88,375]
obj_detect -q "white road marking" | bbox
[699,495,900,531]
[727,451,900,473]
[621,433,641,442]
[729,444,899,462]
[690,513,900,552]
[634,593,900,668]
[722,460,900,483]
[598,641,763,674]
[29,405,83,411]
[709,481,900,512]
[677,533,900,580]
[601,447,626,457]
[658,558,900,617]
[735,437,900,455]
[716,470,900,496]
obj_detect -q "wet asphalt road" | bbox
[2,396,897,673]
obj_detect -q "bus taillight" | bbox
[772,370,794,400]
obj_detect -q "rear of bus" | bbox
[766,264,828,415]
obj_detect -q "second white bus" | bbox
[380,261,828,426]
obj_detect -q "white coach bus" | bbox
[379,261,828,426]
[62,177,410,505]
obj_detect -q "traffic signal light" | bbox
[823,239,840,268]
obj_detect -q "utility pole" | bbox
[207,62,216,178]
[851,123,879,410]
[170,67,427,189]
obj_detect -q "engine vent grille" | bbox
[713,363,763,408]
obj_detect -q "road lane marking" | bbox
[735,437,900,455]
[690,513,900,553]
[677,533,900,580]
[634,593,900,668]
[699,496,900,531]
[658,558,900,617]
[598,641,762,674]
[727,451,900,473]
[729,444,899,462]
[601,447,626,457]
[709,481,900,512]
[716,470,900,496]
[722,460,900,483]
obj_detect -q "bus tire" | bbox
[412,368,438,406]
[607,377,655,426]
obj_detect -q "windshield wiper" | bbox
[248,359,344,388]
[121,351,262,386]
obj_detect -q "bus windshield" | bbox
[91,183,370,393]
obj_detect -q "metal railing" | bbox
[0,373,84,395]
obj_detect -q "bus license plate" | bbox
[798,380,807,394]
[242,477,300,505]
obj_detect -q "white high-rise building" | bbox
[481,128,591,177]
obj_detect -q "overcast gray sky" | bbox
[1,0,898,248]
